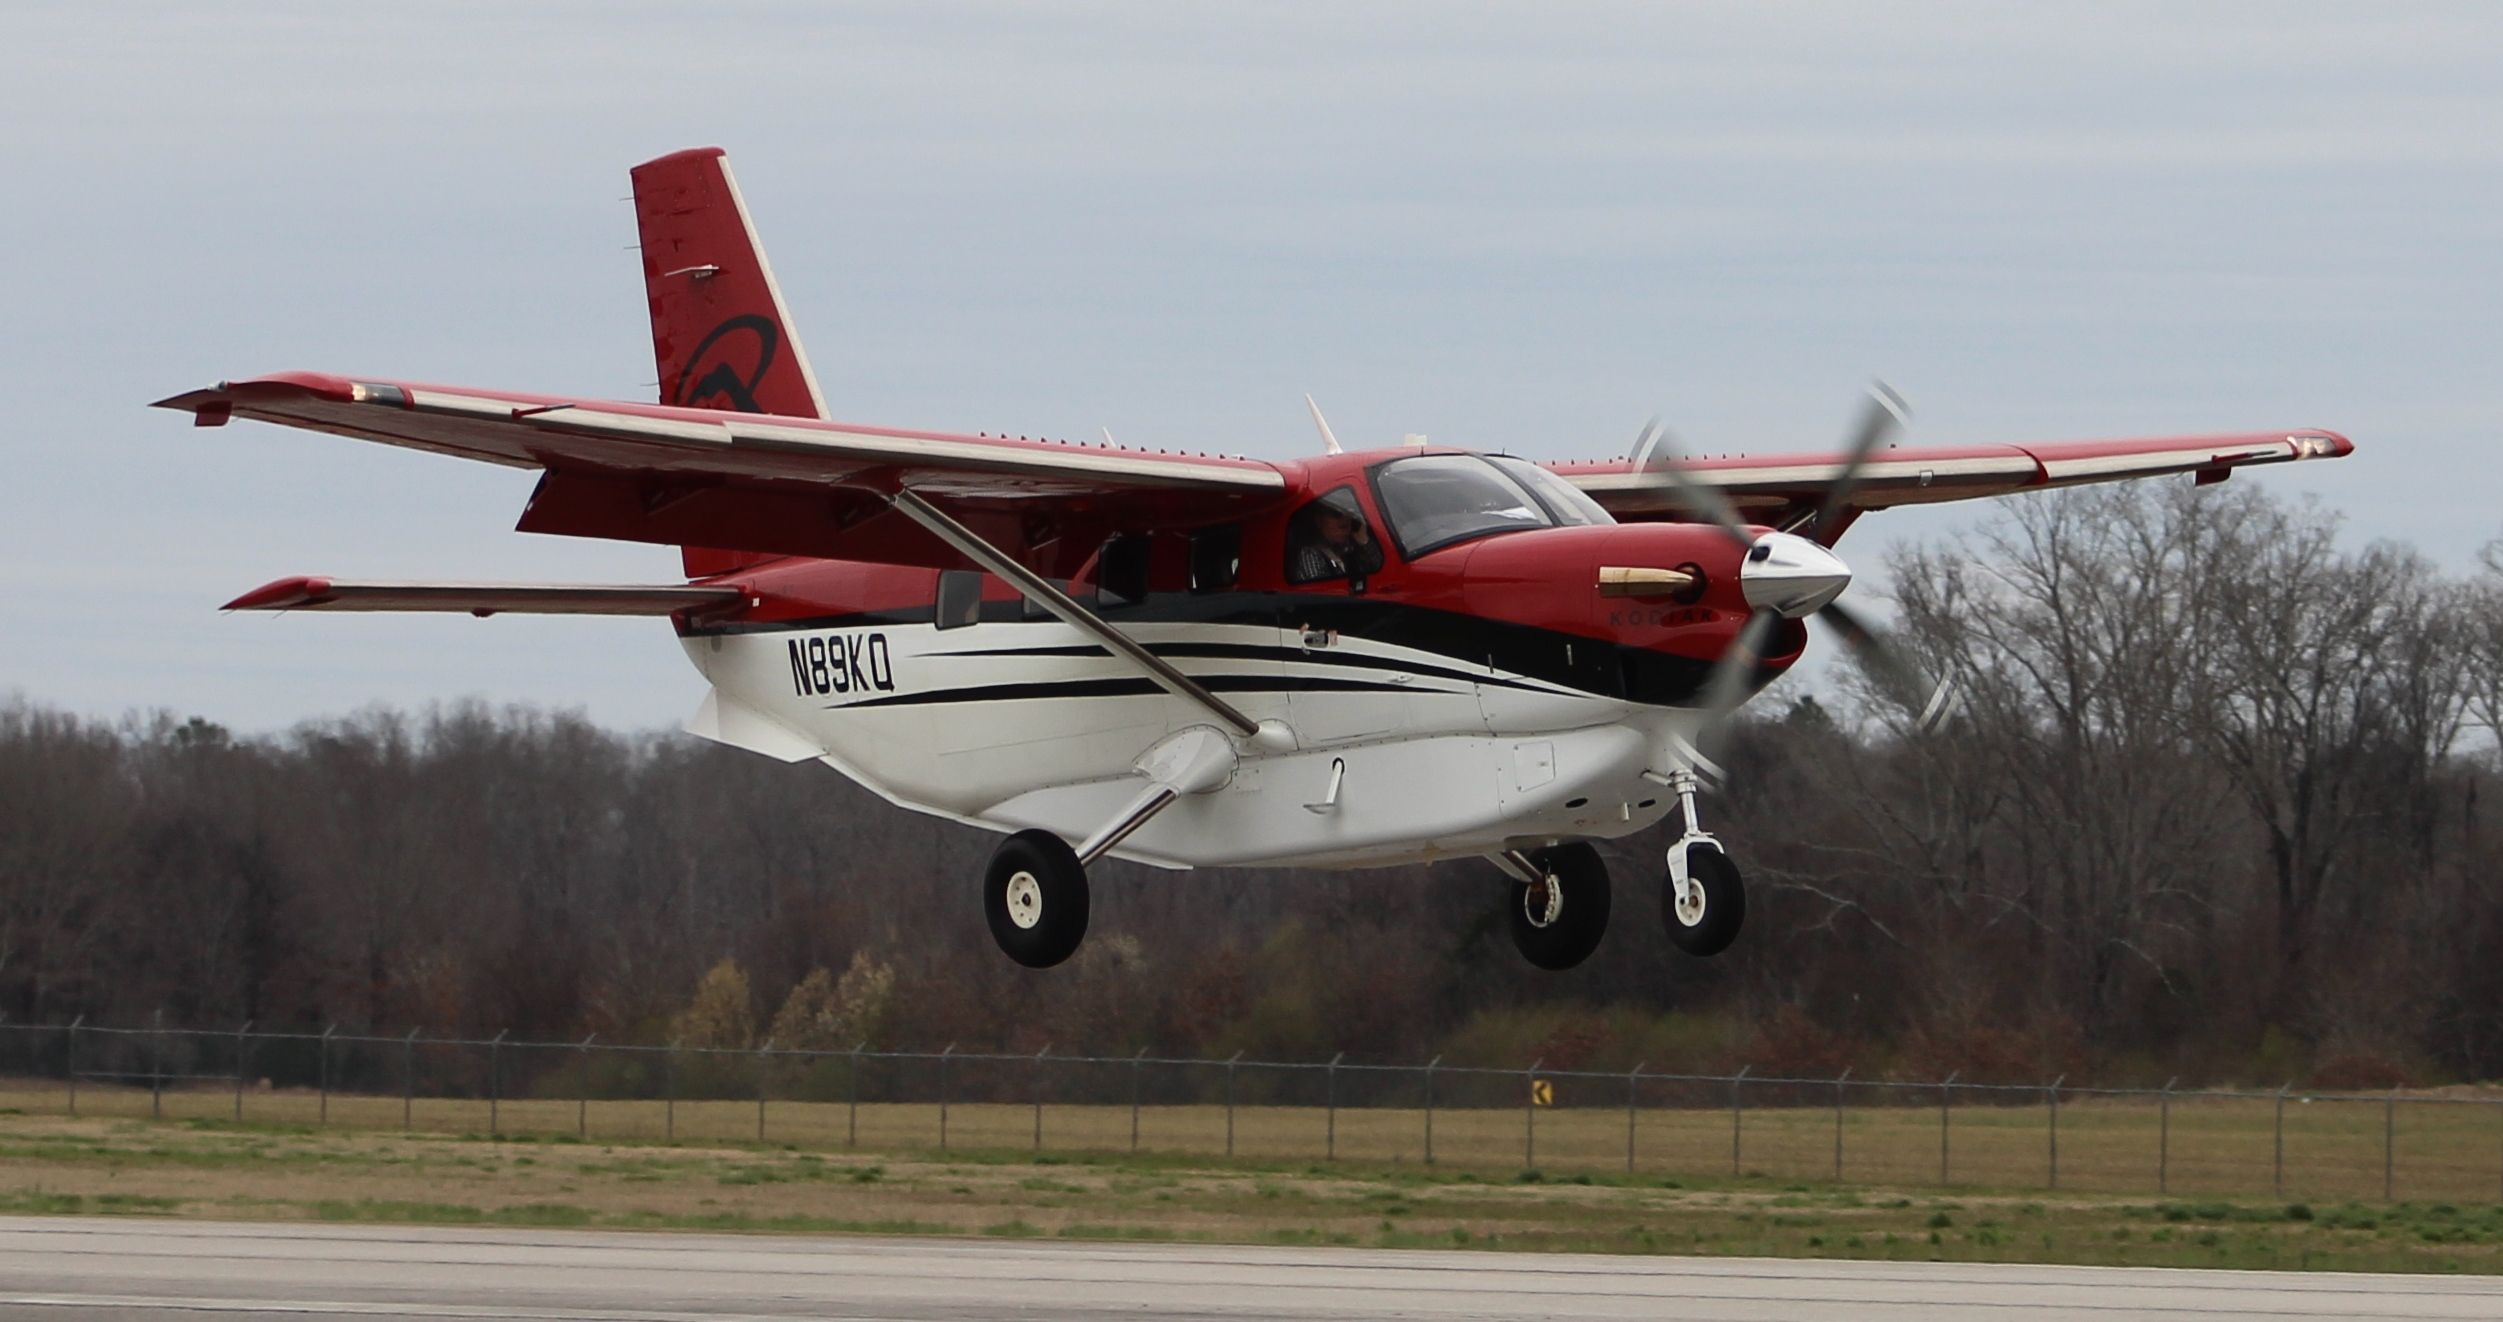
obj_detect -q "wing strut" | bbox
[887,490,1264,739]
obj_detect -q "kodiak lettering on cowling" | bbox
[788,632,897,697]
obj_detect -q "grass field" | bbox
[8,1074,2503,1208]
[3,1104,2503,1274]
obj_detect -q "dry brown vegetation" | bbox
[14,1078,2503,1208]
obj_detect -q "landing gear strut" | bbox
[1498,842,1611,971]
[1659,769,1745,956]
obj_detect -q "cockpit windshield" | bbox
[1370,454,1614,559]
[1487,455,1613,527]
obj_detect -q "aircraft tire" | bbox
[984,829,1090,968]
[1664,840,1745,956]
[1507,842,1610,971]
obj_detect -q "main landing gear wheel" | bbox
[1506,842,1611,971]
[984,829,1090,968]
[1664,837,1745,956]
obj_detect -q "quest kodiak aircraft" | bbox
[159,148,2353,970]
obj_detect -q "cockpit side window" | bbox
[1284,486,1386,586]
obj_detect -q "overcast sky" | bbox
[4,2,2497,732]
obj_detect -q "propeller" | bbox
[1631,384,1952,778]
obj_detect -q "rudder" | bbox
[631,147,828,577]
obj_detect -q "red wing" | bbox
[1553,429,2353,528]
[157,373,1287,572]
[224,576,747,617]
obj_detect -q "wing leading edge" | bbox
[1554,429,2353,529]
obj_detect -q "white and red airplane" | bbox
[159,148,2352,970]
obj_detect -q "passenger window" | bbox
[1097,534,1152,608]
[1284,487,1386,586]
[1189,525,1241,595]
[935,570,982,630]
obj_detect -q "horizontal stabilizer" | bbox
[223,576,747,617]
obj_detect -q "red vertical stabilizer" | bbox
[631,147,829,578]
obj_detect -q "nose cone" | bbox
[1741,531,1852,617]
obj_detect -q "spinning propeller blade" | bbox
[1808,382,1910,544]
[1628,418,1752,548]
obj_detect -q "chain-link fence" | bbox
[3,1017,2496,1203]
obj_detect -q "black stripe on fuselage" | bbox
[689,591,1773,708]
[929,641,1564,696]
[828,673,1446,711]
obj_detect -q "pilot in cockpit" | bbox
[1290,497,1385,584]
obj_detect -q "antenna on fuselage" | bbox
[1304,394,1344,456]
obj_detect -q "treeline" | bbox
[3,482,2498,1087]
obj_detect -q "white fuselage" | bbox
[682,617,1694,870]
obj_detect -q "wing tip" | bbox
[224,576,332,612]
[156,371,364,416]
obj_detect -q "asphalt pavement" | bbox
[0,1216,2497,1320]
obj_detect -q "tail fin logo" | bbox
[672,314,780,413]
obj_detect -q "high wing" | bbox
[223,576,748,617]
[1552,429,2353,534]
[155,372,1287,575]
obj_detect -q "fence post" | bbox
[938,1044,954,1151]
[1938,1071,1959,1186]
[2273,1082,2289,1199]
[665,1040,680,1143]
[1525,1057,1544,1169]
[1225,1050,1242,1159]
[317,1023,336,1126]
[2384,1087,2397,1202]
[576,1034,596,1140]
[151,1009,165,1120]
[848,1042,864,1150]
[232,1021,252,1123]
[67,1016,83,1118]
[1129,1048,1146,1154]
[1032,1045,1051,1152]
[403,1029,419,1134]
[2046,1075,2064,1191]
[2158,1076,2178,1195]
[1835,1068,1852,1183]
[755,1038,773,1144]
[1327,1052,1344,1161]
[1423,1055,1440,1167]
[1731,1066,1751,1179]
[489,1031,507,1136]
[1627,1062,1645,1174]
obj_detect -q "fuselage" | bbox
[674,447,1805,869]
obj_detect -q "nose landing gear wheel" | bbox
[1664,838,1744,956]
[984,829,1090,968]
[1505,842,1611,971]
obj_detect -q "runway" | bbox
[0,1216,2497,1320]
